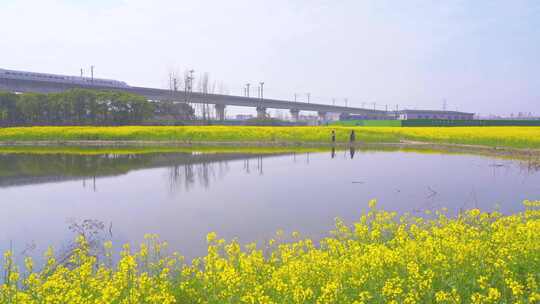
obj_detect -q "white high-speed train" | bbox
[0,68,129,88]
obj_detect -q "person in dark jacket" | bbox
[349,130,356,143]
[331,130,336,143]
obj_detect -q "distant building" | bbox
[235,114,254,120]
[339,113,392,120]
[298,114,319,121]
[397,110,474,120]
[325,113,341,121]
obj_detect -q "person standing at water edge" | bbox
[331,130,336,143]
[349,130,356,143]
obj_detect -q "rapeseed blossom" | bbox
[1,200,539,303]
[2,126,540,148]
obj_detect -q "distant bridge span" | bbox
[0,71,386,120]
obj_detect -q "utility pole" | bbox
[185,74,190,103]
[189,69,196,118]
[189,70,195,89]
[443,99,447,111]
[246,83,251,97]
[173,78,178,91]
[90,65,94,82]
[186,69,195,104]
[80,68,83,78]
[294,93,297,102]
[189,70,195,95]
[307,93,310,103]
[259,82,264,99]
[373,102,376,110]
[345,98,348,107]
[385,104,388,112]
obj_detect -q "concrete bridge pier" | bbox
[215,104,226,120]
[256,106,267,119]
[318,111,327,121]
[290,109,300,121]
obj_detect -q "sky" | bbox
[1,0,539,116]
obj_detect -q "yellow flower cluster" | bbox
[380,126,540,149]
[2,126,540,148]
[2,201,539,303]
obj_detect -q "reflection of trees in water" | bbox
[167,155,272,192]
[518,158,540,175]
[0,152,285,188]
[82,176,98,192]
[486,157,540,178]
[0,153,156,187]
[185,149,359,189]
[242,156,264,175]
[168,160,230,192]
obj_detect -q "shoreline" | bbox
[0,139,539,160]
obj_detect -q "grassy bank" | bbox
[0,144,538,167]
[0,126,540,149]
[2,201,539,303]
[0,145,330,156]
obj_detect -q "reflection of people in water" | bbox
[331,130,336,143]
[331,147,336,158]
[349,146,355,159]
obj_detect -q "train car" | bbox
[0,68,129,88]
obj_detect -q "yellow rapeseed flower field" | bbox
[0,126,539,149]
[376,126,540,149]
[0,126,398,144]
[2,200,539,303]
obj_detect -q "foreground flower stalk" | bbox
[2,200,540,303]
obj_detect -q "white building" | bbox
[235,114,254,121]
[397,110,474,120]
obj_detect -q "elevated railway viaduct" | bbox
[0,72,387,121]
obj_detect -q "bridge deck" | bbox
[0,77,386,115]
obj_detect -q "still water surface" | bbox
[1,148,539,258]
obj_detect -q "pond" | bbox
[1,147,539,259]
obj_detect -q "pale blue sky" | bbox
[1,0,539,116]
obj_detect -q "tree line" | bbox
[0,89,155,126]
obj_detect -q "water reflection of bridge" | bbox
[0,152,289,188]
